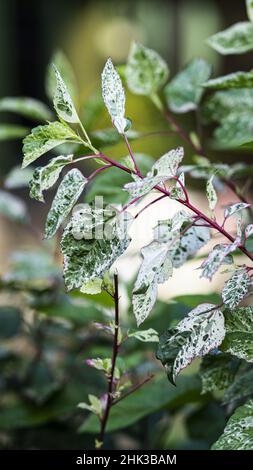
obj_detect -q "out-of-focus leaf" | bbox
[0,97,52,121]
[207,22,253,55]
[0,124,28,141]
[0,190,27,223]
[204,71,253,90]
[199,354,238,394]
[222,307,253,362]
[5,166,34,189]
[46,50,78,103]
[0,307,22,339]
[223,366,253,404]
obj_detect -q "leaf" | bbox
[200,239,241,281]
[206,176,218,210]
[128,328,159,343]
[53,66,79,123]
[207,22,253,55]
[29,155,73,202]
[22,121,80,168]
[46,50,78,102]
[44,169,87,239]
[223,367,253,404]
[125,41,169,96]
[78,394,103,417]
[224,202,250,219]
[79,374,201,433]
[165,58,211,113]
[133,241,173,326]
[245,224,253,239]
[61,209,132,291]
[167,224,210,268]
[101,58,127,134]
[157,303,225,384]
[222,307,253,362]
[213,111,253,149]
[5,166,34,189]
[202,89,253,124]
[247,0,253,23]
[199,354,238,394]
[212,400,253,450]
[0,307,22,339]
[124,147,184,199]
[86,154,154,205]
[0,190,27,223]
[0,97,53,121]
[0,124,28,141]
[204,71,253,90]
[222,268,250,309]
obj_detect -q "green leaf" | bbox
[0,307,22,339]
[53,65,79,123]
[213,111,253,149]
[200,239,240,281]
[101,58,127,134]
[128,328,159,343]
[0,97,53,121]
[222,307,253,361]
[165,58,211,113]
[222,268,250,309]
[61,209,132,291]
[125,41,169,96]
[0,124,28,141]
[212,400,253,450]
[157,303,225,384]
[78,394,103,417]
[22,121,80,168]
[133,241,173,326]
[29,155,73,202]
[206,176,218,210]
[207,22,253,55]
[224,202,251,219]
[204,71,253,90]
[247,0,253,22]
[0,190,27,223]
[86,154,155,205]
[124,147,184,199]
[200,354,238,394]
[46,50,78,102]
[44,168,87,239]
[5,166,34,189]
[79,375,201,433]
[223,367,253,404]
[201,89,253,124]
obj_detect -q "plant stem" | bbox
[112,374,154,406]
[134,195,167,219]
[123,133,142,176]
[98,273,120,447]
[87,164,112,181]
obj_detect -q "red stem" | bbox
[123,133,142,176]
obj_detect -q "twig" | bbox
[112,374,154,406]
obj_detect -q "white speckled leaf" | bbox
[169,225,210,268]
[53,66,79,123]
[212,400,253,450]
[204,71,253,90]
[222,268,250,309]
[224,202,251,219]
[44,169,87,239]
[206,175,218,210]
[200,238,241,281]
[245,223,253,239]
[165,58,211,113]
[22,121,80,168]
[133,241,173,326]
[129,328,159,343]
[222,307,253,361]
[29,155,73,202]
[126,41,169,96]
[200,354,236,395]
[61,210,132,291]
[207,22,253,55]
[101,58,127,134]
[157,303,225,384]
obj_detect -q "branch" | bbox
[112,374,154,406]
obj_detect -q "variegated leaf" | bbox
[200,354,237,395]
[222,268,250,309]
[222,307,253,362]
[207,22,253,55]
[224,202,251,220]
[101,58,127,134]
[169,225,210,268]
[245,223,253,239]
[200,238,241,281]
[204,71,253,90]
[206,175,217,210]
[128,328,159,343]
[53,65,79,123]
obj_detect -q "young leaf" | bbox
[222,307,253,361]
[0,97,53,121]
[212,400,253,450]
[207,22,253,55]
[44,169,87,239]
[224,202,251,220]
[164,58,211,113]
[61,210,132,291]
[0,190,27,223]
[101,58,127,134]
[128,328,159,343]
[78,394,103,418]
[245,224,253,239]
[124,147,184,199]
[133,241,173,326]
[53,66,79,123]
[22,122,80,168]
[206,175,217,210]
[246,0,253,23]
[200,238,241,281]
[204,71,253,90]
[46,50,78,102]
[157,303,225,384]
[125,41,169,96]
[200,354,237,395]
[29,155,73,202]
[222,268,251,309]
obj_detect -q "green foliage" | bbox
[222,307,253,361]
[207,22,253,55]
[199,354,238,394]
[204,71,253,90]
[0,97,52,121]
[0,124,29,141]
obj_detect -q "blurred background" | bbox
[0,0,252,451]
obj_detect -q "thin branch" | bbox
[87,164,112,182]
[123,133,142,176]
[134,195,167,219]
[112,374,155,406]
